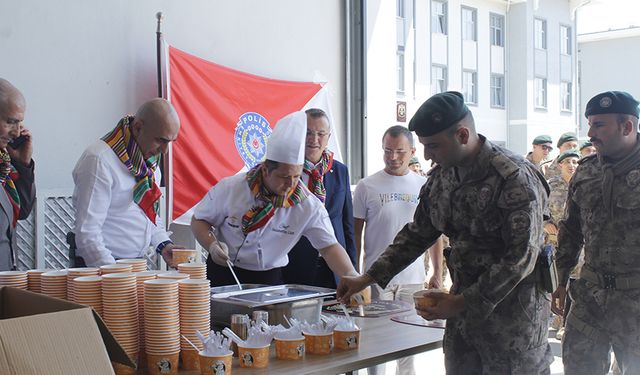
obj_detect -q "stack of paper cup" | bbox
[73,275,103,316]
[134,271,158,367]
[100,264,133,275]
[0,270,28,289]
[177,263,206,279]
[26,269,52,293]
[40,270,68,299]
[117,259,148,273]
[66,267,99,302]
[157,272,190,281]
[102,272,139,367]
[144,279,180,374]
[178,278,211,370]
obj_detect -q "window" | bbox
[432,65,447,94]
[535,77,547,108]
[397,0,406,47]
[397,49,405,93]
[461,7,477,41]
[432,0,447,34]
[561,25,572,55]
[490,13,504,47]
[491,74,505,108]
[462,71,477,104]
[561,81,572,111]
[535,18,547,49]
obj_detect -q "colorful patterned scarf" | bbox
[242,164,308,235]
[0,150,20,227]
[102,116,162,224]
[303,150,334,203]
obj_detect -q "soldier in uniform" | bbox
[543,132,579,180]
[579,140,597,158]
[552,91,640,374]
[526,134,554,174]
[337,91,553,374]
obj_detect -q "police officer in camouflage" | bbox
[552,91,640,374]
[337,91,553,374]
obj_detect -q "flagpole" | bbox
[156,12,164,98]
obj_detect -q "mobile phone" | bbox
[8,135,27,150]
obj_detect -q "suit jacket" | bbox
[283,160,356,288]
[0,160,36,271]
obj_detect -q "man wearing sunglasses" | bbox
[526,134,553,174]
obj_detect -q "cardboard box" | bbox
[0,286,135,375]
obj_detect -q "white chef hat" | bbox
[265,111,307,165]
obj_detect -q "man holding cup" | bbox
[338,92,552,374]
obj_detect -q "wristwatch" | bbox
[155,240,173,254]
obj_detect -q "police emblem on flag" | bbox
[234,112,271,168]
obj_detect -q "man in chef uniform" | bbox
[191,111,358,286]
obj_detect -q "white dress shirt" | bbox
[72,140,170,266]
[193,172,337,271]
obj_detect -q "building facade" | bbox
[364,0,578,173]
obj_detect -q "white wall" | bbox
[578,30,640,136]
[0,0,346,192]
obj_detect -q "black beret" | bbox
[585,91,639,118]
[409,91,469,137]
[532,135,552,145]
[557,132,578,148]
[557,149,581,164]
[580,141,593,151]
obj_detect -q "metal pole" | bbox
[156,12,164,98]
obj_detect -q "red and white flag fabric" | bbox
[167,46,341,224]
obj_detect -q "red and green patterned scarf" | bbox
[242,164,308,235]
[303,150,334,203]
[102,116,162,224]
[0,150,20,227]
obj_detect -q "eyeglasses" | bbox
[306,131,330,139]
[541,145,553,151]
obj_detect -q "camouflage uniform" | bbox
[557,145,640,374]
[547,176,582,277]
[543,157,559,180]
[367,136,553,374]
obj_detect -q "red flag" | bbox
[168,46,323,222]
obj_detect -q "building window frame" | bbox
[535,77,548,109]
[561,81,572,112]
[431,0,447,35]
[490,13,505,47]
[397,48,405,94]
[560,24,572,55]
[490,74,505,108]
[431,64,447,95]
[534,18,547,50]
[461,6,477,41]
[462,70,477,105]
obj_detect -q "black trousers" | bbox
[206,255,284,287]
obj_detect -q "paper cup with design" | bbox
[180,349,200,371]
[413,289,448,311]
[304,332,333,355]
[275,336,305,360]
[172,249,198,264]
[349,286,371,306]
[198,350,232,375]
[237,344,270,368]
[334,328,360,350]
[146,352,179,375]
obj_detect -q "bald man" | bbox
[72,98,182,267]
[0,79,36,271]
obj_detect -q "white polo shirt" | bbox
[193,172,338,271]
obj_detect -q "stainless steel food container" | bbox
[210,284,335,327]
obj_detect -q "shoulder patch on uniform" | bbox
[498,178,536,208]
[578,153,597,165]
[508,210,532,236]
[490,153,519,179]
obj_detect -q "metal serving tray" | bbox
[210,284,335,326]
